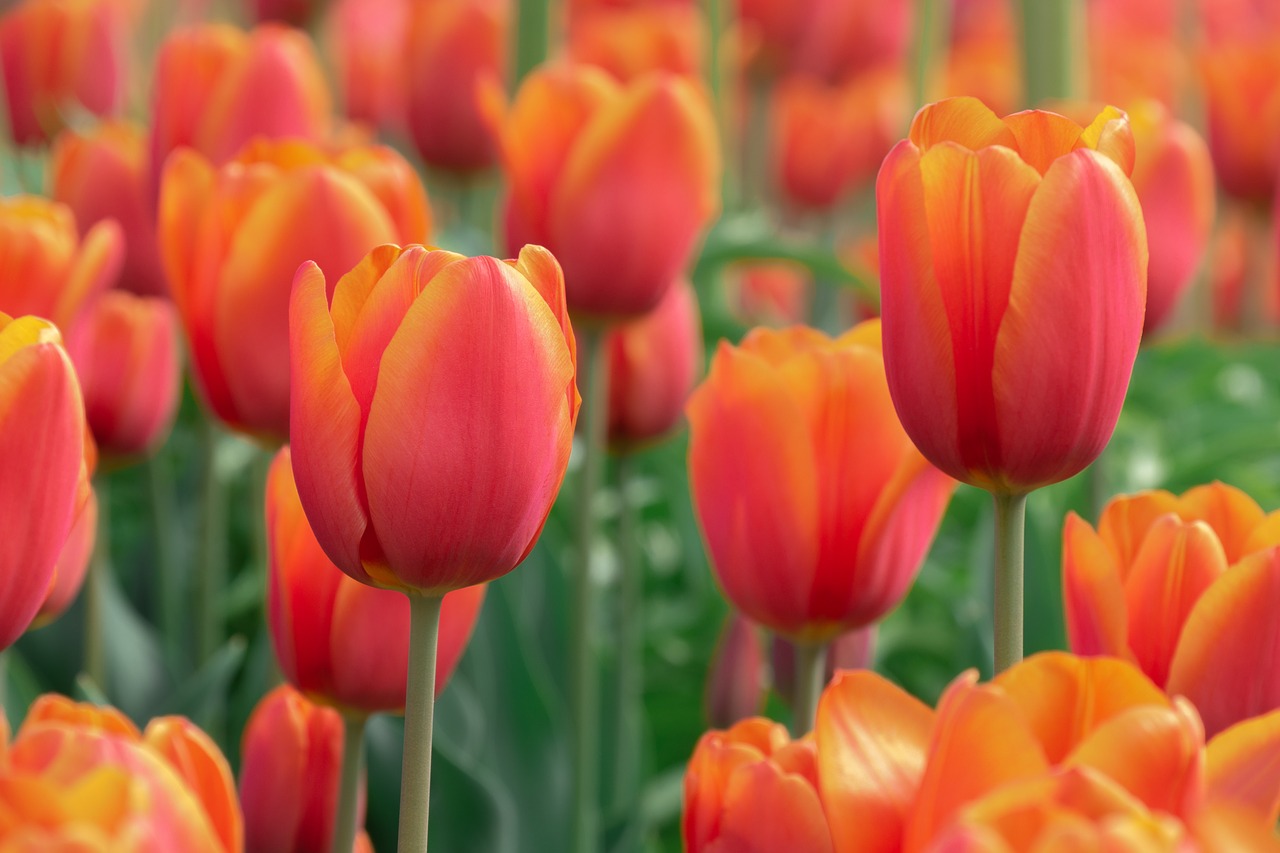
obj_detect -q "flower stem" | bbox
[571,327,609,853]
[611,454,644,822]
[992,491,1028,674]
[332,712,367,853]
[85,476,110,692]
[149,451,184,671]
[789,641,826,737]
[1018,0,1082,105]
[197,420,226,665]
[398,593,443,853]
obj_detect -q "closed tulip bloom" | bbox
[405,0,507,173]
[687,321,955,643]
[683,718,834,852]
[0,0,126,145]
[240,686,373,853]
[267,446,486,713]
[0,313,86,651]
[705,613,765,728]
[32,486,97,627]
[50,120,166,296]
[159,138,430,440]
[489,63,720,321]
[602,277,702,448]
[1087,0,1185,108]
[289,243,578,594]
[66,292,180,457]
[878,97,1147,494]
[0,195,123,330]
[325,0,409,130]
[792,0,913,83]
[568,3,705,82]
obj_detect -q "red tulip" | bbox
[877,97,1147,493]
[1087,0,1185,108]
[325,0,409,130]
[791,0,912,83]
[32,486,97,627]
[687,321,955,642]
[568,3,705,82]
[940,0,1021,115]
[288,243,578,594]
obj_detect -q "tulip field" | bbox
[5,0,1280,851]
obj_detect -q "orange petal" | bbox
[1001,110,1086,176]
[19,695,139,740]
[908,96,1016,151]
[1174,482,1267,565]
[1077,105,1136,176]
[144,716,243,853]
[1096,490,1181,580]
[714,759,834,852]
[1061,513,1131,659]
[1204,708,1280,822]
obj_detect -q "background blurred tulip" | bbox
[726,260,811,327]
[877,97,1147,494]
[567,2,704,82]
[704,613,764,728]
[325,0,408,131]
[601,277,702,448]
[50,120,167,296]
[247,0,321,25]
[489,63,720,321]
[0,313,87,651]
[771,626,876,711]
[32,486,97,627]
[0,195,122,330]
[939,0,1021,114]
[66,291,180,457]
[791,0,912,83]
[159,137,430,440]
[1088,0,1185,108]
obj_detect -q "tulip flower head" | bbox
[32,486,97,628]
[877,97,1148,494]
[567,2,705,82]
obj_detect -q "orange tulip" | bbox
[404,0,507,173]
[158,137,430,440]
[267,446,486,713]
[1087,0,1186,108]
[877,97,1147,494]
[0,313,86,651]
[567,3,705,82]
[601,277,702,448]
[683,718,834,852]
[1063,482,1280,737]
[0,694,241,851]
[687,321,955,643]
[288,243,578,595]
[0,0,126,144]
[325,0,409,130]
[488,63,720,321]
[239,685,373,853]
[66,291,180,457]
[50,121,166,297]
[0,195,122,331]
[939,0,1021,115]
[32,486,97,627]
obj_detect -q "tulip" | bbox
[0,0,126,145]
[568,3,705,82]
[683,718,834,852]
[66,291,181,457]
[248,0,320,25]
[601,277,702,448]
[1087,0,1185,108]
[705,613,765,728]
[325,0,409,130]
[0,313,86,651]
[939,0,1021,116]
[488,63,720,321]
[0,694,241,851]
[1063,482,1280,737]
[0,195,123,330]
[727,261,812,327]
[50,120,167,296]
[404,0,507,173]
[159,137,430,440]
[240,685,374,853]
[32,486,97,627]
[771,626,876,710]
[790,0,912,83]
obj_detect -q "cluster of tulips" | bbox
[1,0,1280,850]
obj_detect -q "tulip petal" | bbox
[57,217,122,328]
[815,670,934,853]
[1166,546,1280,738]
[993,149,1146,490]
[1175,482,1266,564]
[1204,708,1280,822]
[1096,490,1180,580]
[908,96,1016,151]
[1077,105,1135,176]
[713,759,834,852]
[1001,110,1085,176]
[1061,513,1131,659]
[327,579,410,712]
[143,717,243,853]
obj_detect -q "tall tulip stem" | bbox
[85,478,110,692]
[1018,0,1082,105]
[571,328,609,853]
[992,492,1028,673]
[149,452,184,669]
[333,713,367,853]
[197,420,227,666]
[612,454,644,819]
[399,593,444,853]
[790,641,826,736]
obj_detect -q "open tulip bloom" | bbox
[877,97,1148,672]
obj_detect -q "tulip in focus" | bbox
[0,312,87,651]
[488,63,720,321]
[240,685,374,853]
[32,486,97,627]
[1063,482,1280,737]
[159,137,431,440]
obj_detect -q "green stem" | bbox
[611,454,644,825]
[992,492,1028,674]
[398,594,443,853]
[810,216,842,334]
[1018,0,1082,106]
[571,328,609,853]
[742,81,772,211]
[513,0,552,87]
[332,713,368,853]
[197,420,226,665]
[1,649,9,720]
[85,478,110,693]
[911,0,950,110]
[149,452,185,671]
[789,641,826,737]
[703,0,733,207]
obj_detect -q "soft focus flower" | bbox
[705,613,765,728]
[247,0,320,25]
[568,3,704,82]
[66,291,181,457]
[405,0,507,173]
[601,277,702,448]
[289,243,578,595]
[0,195,122,330]
[1088,0,1186,107]
[267,446,486,713]
[0,313,86,651]
[32,486,97,627]
[793,0,912,83]
[240,685,373,853]
[488,63,720,321]
[0,694,241,851]
[683,718,834,852]
[877,97,1147,494]
[50,120,166,296]
[0,0,126,144]
[1063,482,1280,737]
[727,261,811,327]
[687,321,955,643]
[325,0,408,130]
[939,0,1021,115]
[159,137,430,440]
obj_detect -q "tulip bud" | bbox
[705,613,765,728]
[790,0,912,83]
[325,0,409,130]
[940,0,1021,115]
[568,3,705,82]
[1087,0,1184,107]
